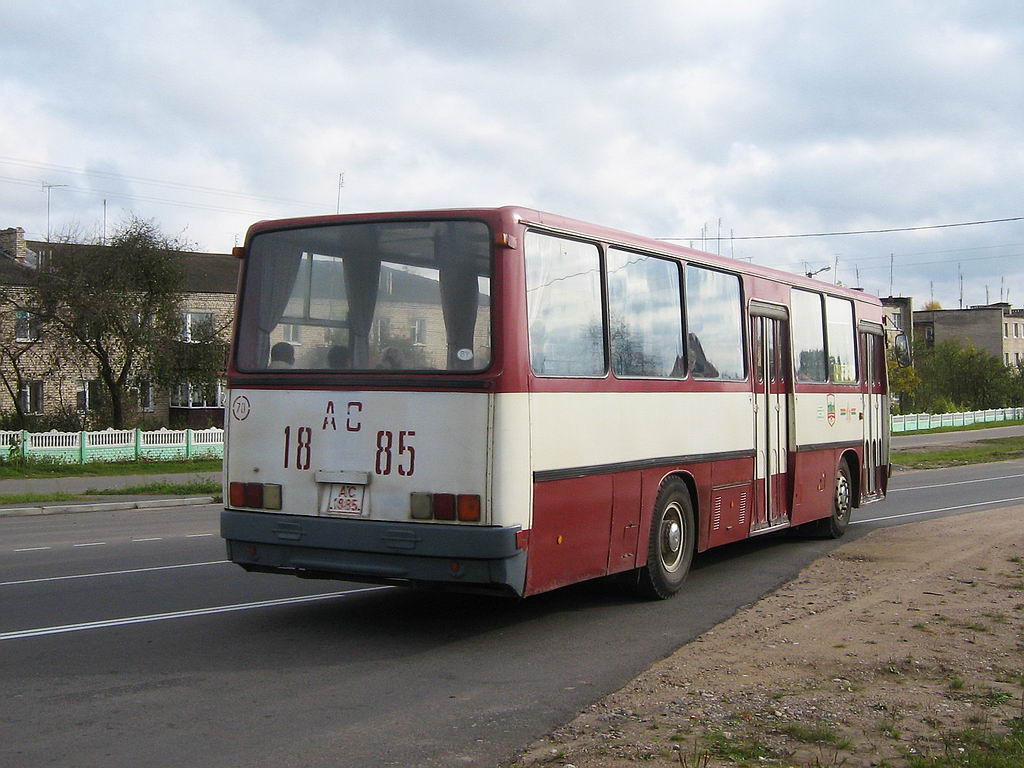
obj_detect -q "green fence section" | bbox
[0,427,223,464]
[891,407,1024,433]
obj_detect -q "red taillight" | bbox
[433,493,456,520]
[229,481,281,510]
[457,494,481,522]
[243,482,263,508]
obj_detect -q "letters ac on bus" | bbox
[220,206,905,599]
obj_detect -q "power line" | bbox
[0,175,280,217]
[0,155,324,210]
[658,216,1024,242]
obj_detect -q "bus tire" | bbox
[636,479,695,599]
[816,459,852,538]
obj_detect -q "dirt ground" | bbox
[510,505,1024,768]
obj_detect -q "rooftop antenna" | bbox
[986,285,990,304]
[336,171,345,214]
[958,263,963,309]
[717,218,722,256]
[930,280,934,304]
[102,199,107,246]
[833,254,840,284]
[888,253,894,296]
[730,228,734,260]
[42,181,68,242]
[855,264,861,288]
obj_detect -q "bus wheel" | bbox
[817,460,852,538]
[636,479,695,599]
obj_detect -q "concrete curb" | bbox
[0,496,218,518]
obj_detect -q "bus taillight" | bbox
[457,495,481,522]
[408,492,481,522]
[228,481,282,510]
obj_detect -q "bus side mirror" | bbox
[893,333,912,367]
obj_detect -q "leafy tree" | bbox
[914,339,1016,412]
[886,348,921,413]
[23,217,219,428]
[921,299,942,310]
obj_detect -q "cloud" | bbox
[1,1,1022,308]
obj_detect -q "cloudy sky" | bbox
[3,1,1022,308]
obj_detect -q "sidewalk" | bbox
[0,471,221,518]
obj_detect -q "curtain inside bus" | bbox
[236,220,491,373]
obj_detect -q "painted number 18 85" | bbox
[284,426,416,477]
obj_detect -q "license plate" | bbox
[325,483,365,515]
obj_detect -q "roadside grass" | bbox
[894,418,1024,437]
[0,491,81,505]
[891,436,1024,469]
[0,456,221,479]
[0,480,220,506]
[83,480,221,496]
[906,718,1024,767]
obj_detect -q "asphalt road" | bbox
[891,422,1024,449]
[2,460,1023,768]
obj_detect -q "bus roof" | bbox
[245,205,880,305]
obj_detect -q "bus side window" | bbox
[525,232,604,377]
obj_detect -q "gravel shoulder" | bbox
[510,506,1024,768]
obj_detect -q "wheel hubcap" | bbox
[660,503,685,572]
[835,472,851,521]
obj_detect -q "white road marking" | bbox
[891,472,1024,492]
[13,547,51,553]
[131,537,163,542]
[853,495,1024,526]
[72,542,106,548]
[0,586,392,641]
[185,533,215,538]
[0,560,230,587]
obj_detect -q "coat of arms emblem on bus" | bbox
[826,394,837,426]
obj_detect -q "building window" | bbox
[1006,353,1011,365]
[170,381,225,408]
[889,312,902,330]
[1017,324,1022,338]
[14,311,40,342]
[18,381,43,414]
[376,317,391,343]
[181,312,214,342]
[282,324,302,344]
[1005,323,1009,338]
[136,380,155,412]
[411,318,427,346]
[76,379,101,411]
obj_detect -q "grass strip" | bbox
[892,436,1024,469]
[907,718,1024,767]
[0,457,221,480]
[83,480,221,496]
[0,491,81,505]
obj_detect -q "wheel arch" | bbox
[840,448,861,509]
[658,469,702,551]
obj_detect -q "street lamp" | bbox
[805,265,831,279]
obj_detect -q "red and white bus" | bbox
[221,207,897,598]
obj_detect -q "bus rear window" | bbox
[236,220,492,373]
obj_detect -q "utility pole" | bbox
[336,172,345,214]
[889,253,894,296]
[42,182,68,242]
[102,199,107,245]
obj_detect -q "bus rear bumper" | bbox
[221,509,527,597]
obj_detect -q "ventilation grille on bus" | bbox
[712,495,722,531]
[738,491,748,527]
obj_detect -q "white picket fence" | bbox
[0,427,224,463]
[891,407,1024,433]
